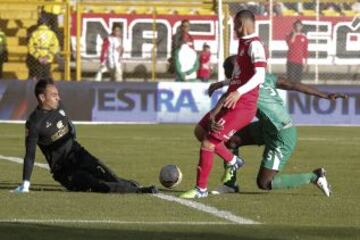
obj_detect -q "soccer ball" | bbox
[159,165,183,189]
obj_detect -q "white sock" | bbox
[197,187,207,192]
[227,156,237,166]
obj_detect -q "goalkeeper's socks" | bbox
[271,172,317,190]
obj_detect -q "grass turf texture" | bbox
[0,123,359,240]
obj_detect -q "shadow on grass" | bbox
[159,188,183,193]
[0,182,64,192]
[0,223,359,240]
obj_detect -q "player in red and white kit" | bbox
[95,24,124,82]
[180,10,267,199]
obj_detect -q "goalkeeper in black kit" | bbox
[14,78,158,194]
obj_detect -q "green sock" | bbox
[272,173,317,190]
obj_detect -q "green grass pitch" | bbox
[0,123,359,240]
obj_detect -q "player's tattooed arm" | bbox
[276,76,348,100]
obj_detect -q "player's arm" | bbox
[209,94,227,133]
[207,79,230,97]
[13,121,39,193]
[224,41,267,109]
[276,76,347,100]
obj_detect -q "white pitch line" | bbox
[0,155,49,170]
[0,154,259,225]
[154,193,258,225]
[0,219,234,225]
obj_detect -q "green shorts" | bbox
[235,120,297,171]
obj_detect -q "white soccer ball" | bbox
[159,164,183,189]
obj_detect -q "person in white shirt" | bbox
[95,24,124,82]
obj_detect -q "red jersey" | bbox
[197,51,211,79]
[227,35,267,103]
[286,32,308,64]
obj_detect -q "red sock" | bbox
[215,142,234,163]
[196,148,214,189]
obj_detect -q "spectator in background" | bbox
[173,19,194,50]
[286,20,308,82]
[26,17,59,80]
[95,24,124,82]
[0,30,8,79]
[169,19,194,73]
[41,0,63,46]
[197,43,212,82]
[175,43,199,82]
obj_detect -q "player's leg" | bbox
[180,110,224,198]
[179,136,215,198]
[258,126,309,190]
[179,113,218,198]
[212,121,265,194]
[256,167,277,190]
[226,121,265,150]
[210,106,257,185]
[115,64,123,82]
[260,127,315,190]
[73,145,158,193]
[259,127,331,196]
[109,67,116,81]
[180,106,254,199]
[95,67,104,81]
[194,111,212,142]
[194,124,207,142]
[52,169,76,191]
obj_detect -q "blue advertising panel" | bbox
[156,82,223,123]
[288,85,360,125]
[0,80,359,125]
[91,82,223,123]
[91,82,159,122]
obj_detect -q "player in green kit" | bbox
[206,56,347,197]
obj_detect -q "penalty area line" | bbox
[0,154,259,225]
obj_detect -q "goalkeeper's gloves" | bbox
[12,180,30,193]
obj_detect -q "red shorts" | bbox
[198,100,257,143]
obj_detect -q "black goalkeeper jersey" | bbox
[23,103,76,181]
